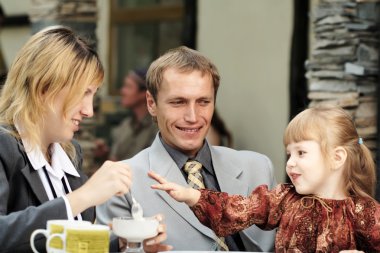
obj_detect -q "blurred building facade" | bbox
[0,0,293,184]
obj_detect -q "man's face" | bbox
[147,68,215,157]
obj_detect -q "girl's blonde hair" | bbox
[0,26,104,163]
[283,105,376,198]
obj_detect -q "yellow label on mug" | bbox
[49,224,65,249]
[65,229,109,253]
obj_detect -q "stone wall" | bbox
[306,0,379,157]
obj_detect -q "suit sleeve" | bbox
[0,134,68,252]
[0,198,67,252]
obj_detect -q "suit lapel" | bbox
[17,138,49,204]
[210,147,250,196]
[21,165,49,203]
[148,137,218,240]
[210,147,256,244]
[66,174,83,192]
[19,139,95,222]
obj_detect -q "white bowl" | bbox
[112,217,159,243]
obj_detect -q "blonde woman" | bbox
[0,26,169,253]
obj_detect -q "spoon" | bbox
[131,196,144,220]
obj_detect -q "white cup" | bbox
[112,216,159,242]
[112,217,159,253]
[46,224,110,253]
[30,220,91,253]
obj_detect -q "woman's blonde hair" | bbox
[0,26,104,163]
[283,105,376,198]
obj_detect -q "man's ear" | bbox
[146,91,157,116]
[333,146,347,170]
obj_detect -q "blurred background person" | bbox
[207,109,233,147]
[94,68,158,162]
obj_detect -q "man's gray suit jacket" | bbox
[0,131,95,253]
[97,134,276,252]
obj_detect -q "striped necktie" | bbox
[183,160,229,251]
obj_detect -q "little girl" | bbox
[149,106,380,252]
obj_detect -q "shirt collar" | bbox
[21,139,80,178]
[14,122,80,178]
[51,143,80,177]
[159,133,214,175]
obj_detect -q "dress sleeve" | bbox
[191,184,293,237]
[353,197,380,251]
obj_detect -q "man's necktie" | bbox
[183,160,229,251]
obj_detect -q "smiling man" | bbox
[96,46,276,252]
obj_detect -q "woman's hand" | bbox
[89,160,132,199]
[148,170,200,206]
[143,214,172,253]
[68,161,132,216]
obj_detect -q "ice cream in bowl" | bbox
[112,216,159,252]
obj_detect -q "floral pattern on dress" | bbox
[191,184,380,253]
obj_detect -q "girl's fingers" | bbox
[151,183,174,191]
[148,171,168,184]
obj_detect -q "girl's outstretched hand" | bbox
[148,170,201,206]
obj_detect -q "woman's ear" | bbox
[333,146,347,170]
